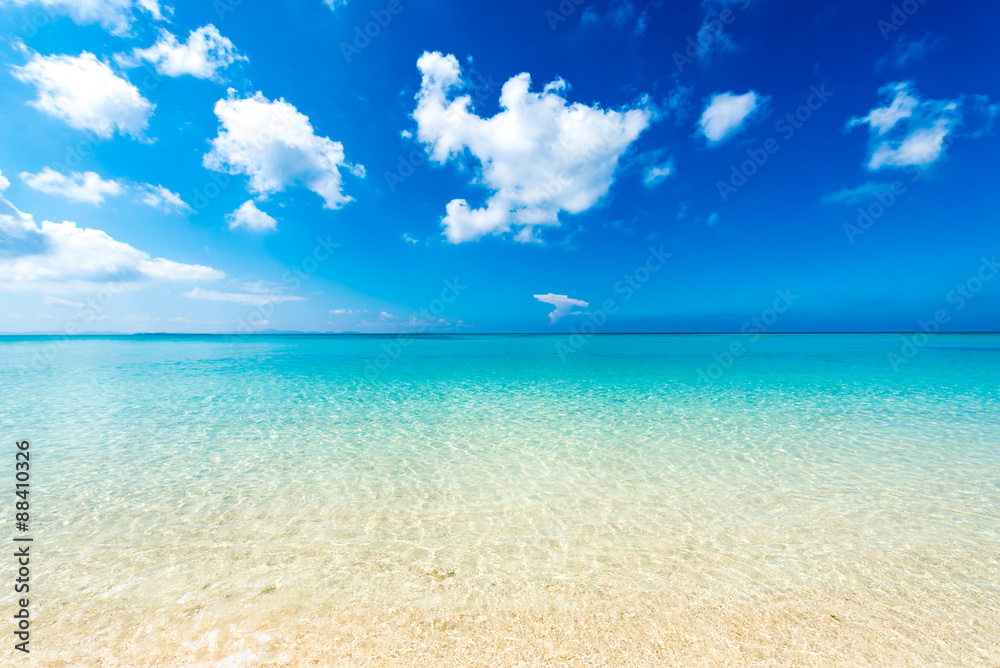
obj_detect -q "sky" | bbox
[0,0,998,334]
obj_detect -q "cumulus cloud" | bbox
[2,0,169,36]
[0,170,10,192]
[0,194,223,292]
[204,90,364,209]
[534,293,588,324]
[184,287,304,305]
[226,200,277,232]
[20,167,123,204]
[11,52,154,139]
[698,91,763,143]
[413,51,652,243]
[116,25,244,81]
[846,82,996,170]
[20,167,190,212]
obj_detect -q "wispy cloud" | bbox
[183,287,305,306]
[20,167,190,211]
[846,82,994,170]
[820,182,898,206]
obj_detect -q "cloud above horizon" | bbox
[183,286,305,306]
[116,24,245,81]
[0,194,222,292]
[846,82,994,170]
[413,51,652,243]
[204,90,364,209]
[12,51,154,140]
[534,293,589,323]
[20,167,189,212]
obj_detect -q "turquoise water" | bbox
[2,334,999,666]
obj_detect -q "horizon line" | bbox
[2,331,1000,337]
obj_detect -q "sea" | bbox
[1,333,998,666]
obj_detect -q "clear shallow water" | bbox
[1,334,999,667]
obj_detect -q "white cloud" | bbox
[413,51,652,243]
[850,83,918,135]
[121,315,191,323]
[820,182,896,206]
[869,121,951,169]
[698,91,762,143]
[20,167,190,212]
[401,233,418,244]
[20,167,123,204]
[846,82,974,170]
[226,200,277,232]
[330,308,364,315]
[534,293,588,324]
[135,184,190,212]
[11,52,154,139]
[2,0,169,36]
[0,194,223,292]
[43,295,84,308]
[183,287,304,305]
[117,25,244,81]
[323,0,347,9]
[204,90,364,209]
[643,160,674,187]
[0,170,9,192]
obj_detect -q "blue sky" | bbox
[1,0,998,333]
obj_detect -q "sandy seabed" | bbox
[18,580,999,667]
